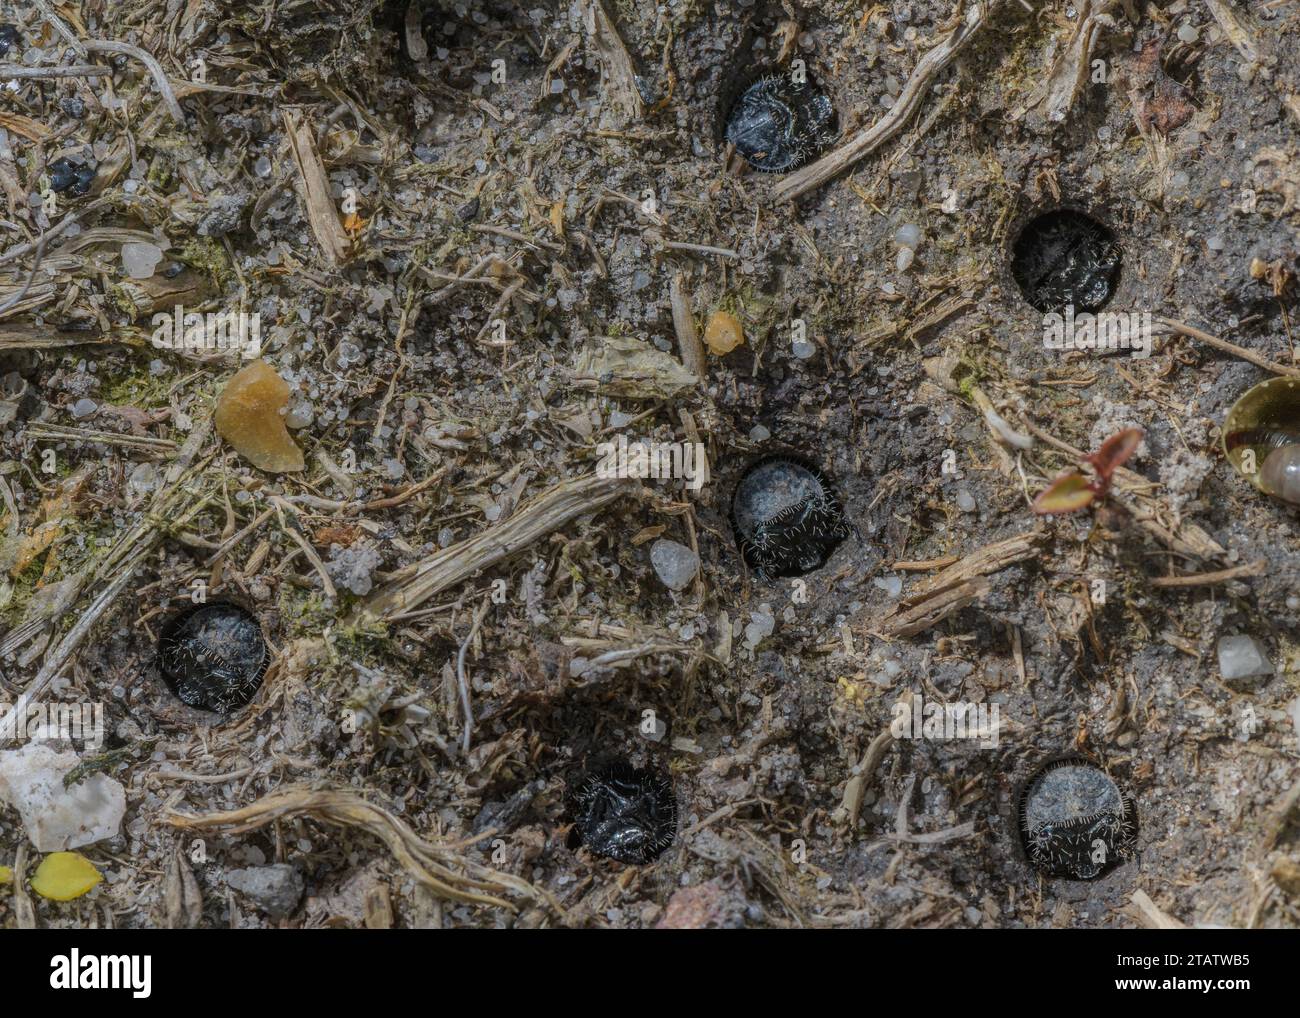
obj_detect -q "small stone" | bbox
[873,574,903,598]
[0,744,126,852]
[895,223,922,249]
[744,608,775,648]
[791,339,817,360]
[748,424,770,442]
[71,397,97,419]
[650,538,699,591]
[198,193,249,238]
[1177,23,1199,44]
[121,241,163,279]
[126,462,160,501]
[326,543,383,596]
[895,247,914,272]
[1206,235,1225,252]
[226,864,305,919]
[1217,634,1273,684]
[955,489,977,512]
[284,399,314,429]
[704,311,744,356]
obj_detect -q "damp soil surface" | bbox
[0,0,1298,929]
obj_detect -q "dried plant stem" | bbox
[1157,316,1300,377]
[32,0,87,58]
[669,272,706,378]
[83,39,185,123]
[456,600,490,754]
[167,787,562,915]
[360,473,637,622]
[0,64,109,79]
[774,1,993,202]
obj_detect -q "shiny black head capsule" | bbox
[731,455,851,582]
[47,157,96,197]
[0,25,20,58]
[725,73,836,173]
[158,601,270,714]
[569,760,677,865]
[1017,758,1137,880]
[1011,209,1120,314]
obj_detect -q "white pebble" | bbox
[121,241,163,279]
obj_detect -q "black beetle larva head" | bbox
[568,759,678,865]
[1016,756,1137,880]
[1010,207,1121,314]
[730,454,852,582]
[1222,376,1300,506]
[724,72,837,174]
[158,600,270,714]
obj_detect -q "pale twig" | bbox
[774,1,993,202]
[32,0,87,58]
[83,39,185,124]
[1156,316,1300,377]
[359,473,636,622]
[456,600,490,754]
[0,64,109,79]
[1150,559,1267,588]
[659,238,738,259]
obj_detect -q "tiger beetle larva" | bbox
[569,760,678,865]
[1017,758,1137,880]
[158,601,270,714]
[725,73,837,174]
[1010,209,1120,314]
[1222,376,1300,507]
[731,455,852,582]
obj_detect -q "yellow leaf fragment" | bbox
[30,852,102,901]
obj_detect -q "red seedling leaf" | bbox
[1033,471,1097,515]
[1085,427,1143,482]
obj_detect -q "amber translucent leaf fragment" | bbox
[1032,471,1095,515]
[703,311,744,356]
[215,360,305,473]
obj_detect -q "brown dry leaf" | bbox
[1145,75,1194,137]
[314,524,361,547]
[630,524,666,546]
